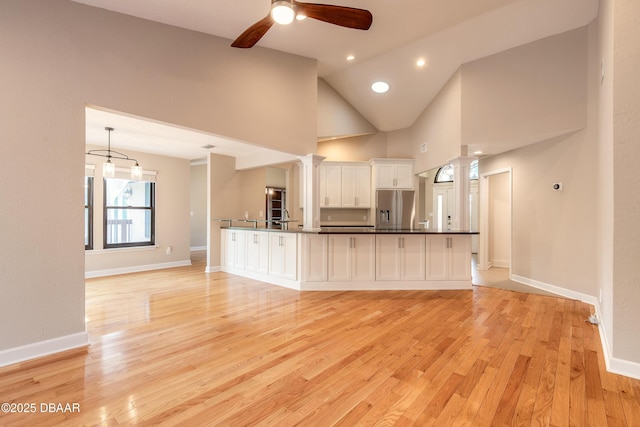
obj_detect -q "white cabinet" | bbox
[328,234,375,282]
[341,165,371,208]
[426,235,471,281]
[302,234,327,282]
[320,165,342,207]
[320,163,371,208]
[269,232,298,280]
[244,231,269,275]
[223,229,245,269]
[372,160,414,189]
[375,234,425,281]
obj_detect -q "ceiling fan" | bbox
[231,0,373,48]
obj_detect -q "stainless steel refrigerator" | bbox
[376,190,416,229]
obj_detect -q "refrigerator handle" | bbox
[386,210,390,223]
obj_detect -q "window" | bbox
[435,164,455,183]
[84,175,94,250]
[104,177,155,248]
[434,160,479,183]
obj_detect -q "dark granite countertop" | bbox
[221,226,478,235]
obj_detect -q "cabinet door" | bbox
[224,230,245,269]
[341,166,357,208]
[282,233,298,280]
[375,235,402,280]
[395,164,414,189]
[245,232,268,275]
[351,234,375,281]
[376,164,397,189]
[341,165,371,208]
[320,165,342,207]
[400,235,425,280]
[426,235,449,280]
[328,235,352,281]
[355,166,371,207]
[448,235,471,281]
[269,233,285,277]
[304,234,327,282]
[269,232,297,280]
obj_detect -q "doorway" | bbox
[478,168,512,272]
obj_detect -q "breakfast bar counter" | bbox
[220,227,477,291]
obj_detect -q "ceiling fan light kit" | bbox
[231,0,372,48]
[271,1,295,25]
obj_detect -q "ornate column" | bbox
[298,154,325,231]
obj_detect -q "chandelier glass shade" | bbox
[86,127,143,180]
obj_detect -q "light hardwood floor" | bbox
[1,255,639,426]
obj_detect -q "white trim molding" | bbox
[0,332,89,368]
[190,246,207,251]
[85,260,191,278]
[512,274,640,380]
[205,265,221,273]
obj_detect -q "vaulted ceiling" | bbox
[75,0,598,159]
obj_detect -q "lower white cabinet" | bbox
[426,235,471,281]
[269,232,298,280]
[375,235,426,281]
[303,234,328,282]
[223,229,245,269]
[328,234,375,281]
[244,231,269,275]
[221,229,472,290]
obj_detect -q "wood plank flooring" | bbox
[1,259,639,426]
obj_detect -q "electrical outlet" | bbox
[166,246,172,255]
[328,215,332,221]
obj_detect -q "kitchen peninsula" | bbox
[221,226,477,291]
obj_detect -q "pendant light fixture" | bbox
[86,127,143,180]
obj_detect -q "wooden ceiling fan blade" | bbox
[293,1,372,30]
[231,15,275,48]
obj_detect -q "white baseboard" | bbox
[85,260,192,278]
[512,274,640,380]
[511,274,598,306]
[205,265,221,273]
[0,332,89,368]
[491,259,510,268]
[190,246,207,251]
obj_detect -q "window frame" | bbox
[103,177,155,249]
[85,175,94,250]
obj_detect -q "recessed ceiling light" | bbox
[201,144,216,150]
[296,13,306,20]
[346,54,355,61]
[371,81,390,94]
[473,150,483,155]
[416,58,426,67]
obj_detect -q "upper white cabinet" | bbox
[319,164,342,208]
[341,165,371,208]
[320,162,371,208]
[371,159,414,189]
